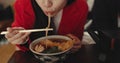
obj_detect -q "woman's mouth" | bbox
[45,11,54,16]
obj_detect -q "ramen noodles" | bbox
[34,38,73,53]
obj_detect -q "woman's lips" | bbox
[45,11,54,15]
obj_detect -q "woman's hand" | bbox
[5,27,31,45]
[67,34,82,53]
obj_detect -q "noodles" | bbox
[46,15,51,37]
[45,15,51,48]
[34,15,73,53]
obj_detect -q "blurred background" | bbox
[0,0,15,8]
[0,0,16,63]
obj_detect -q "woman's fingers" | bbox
[11,32,30,44]
[66,34,82,52]
[7,32,25,44]
[5,27,24,38]
[67,34,81,45]
[5,30,19,39]
[67,34,81,42]
[5,27,30,44]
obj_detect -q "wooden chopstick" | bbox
[0,28,53,35]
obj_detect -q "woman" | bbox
[5,0,88,52]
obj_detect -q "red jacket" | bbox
[12,0,88,51]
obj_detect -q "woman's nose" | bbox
[44,0,52,8]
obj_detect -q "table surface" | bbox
[8,45,97,63]
[8,45,120,63]
[7,44,120,63]
[6,29,120,63]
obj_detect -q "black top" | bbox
[30,0,55,41]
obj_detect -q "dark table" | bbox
[88,29,120,63]
[7,44,120,63]
[7,29,120,63]
[8,45,100,63]
[98,29,120,63]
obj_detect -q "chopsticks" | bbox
[0,28,53,35]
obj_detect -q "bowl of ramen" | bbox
[29,35,73,63]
